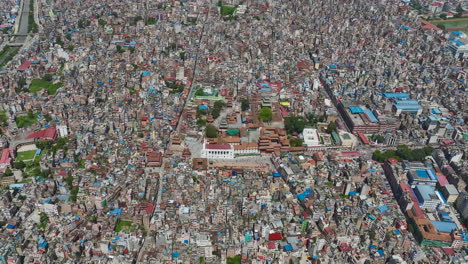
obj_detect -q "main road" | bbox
[13,0,32,44]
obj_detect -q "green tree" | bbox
[214,101,224,109]
[14,161,26,170]
[55,137,69,150]
[42,74,53,82]
[284,115,306,134]
[396,145,412,160]
[422,146,434,156]
[411,0,422,10]
[211,101,224,119]
[456,4,464,17]
[258,107,272,122]
[4,168,12,176]
[325,121,337,133]
[134,16,143,22]
[55,36,64,47]
[241,99,250,111]
[116,45,125,53]
[205,125,218,138]
[197,119,207,127]
[289,137,303,147]
[371,134,385,143]
[44,114,52,122]
[436,24,446,30]
[98,19,107,26]
[195,89,204,96]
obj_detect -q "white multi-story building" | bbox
[303,128,320,146]
[413,185,443,211]
[201,143,234,159]
[57,125,68,137]
[233,143,259,156]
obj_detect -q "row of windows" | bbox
[207,150,232,155]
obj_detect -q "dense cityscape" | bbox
[0,0,467,263]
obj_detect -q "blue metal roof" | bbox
[382,92,410,99]
[394,104,422,111]
[461,233,468,241]
[394,99,419,105]
[349,106,364,114]
[414,185,436,202]
[431,221,458,233]
[363,109,378,122]
[416,170,429,178]
[377,205,388,213]
[427,169,437,181]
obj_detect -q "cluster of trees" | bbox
[285,115,306,134]
[36,137,69,153]
[0,111,7,127]
[455,4,464,18]
[411,0,423,10]
[28,0,38,33]
[241,99,250,111]
[78,19,91,29]
[284,113,330,135]
[372,145,434,162]
[258,107,272,122]
[289,137,303,147]
[55,36,65,47]
[211,101,224,119]
[325,121,337,134]
[370,134,385,143]
[0,46,19,68]
[195,89,205,96]
[165,81,185,94]
[146,17,158,25]
[198,101,225,120]
[205,124,218,138]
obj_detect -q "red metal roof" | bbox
[437,175,449,186]
[205,144,231,150]
[268,232,282,241]
[17,61,32,71]
[442,247,455,256]
[358,132,370,145]
[0,148,13,164]
[26,127,57,140]
[267,242,276,249]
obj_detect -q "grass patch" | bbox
[29,79,62,95]
[28,0,38,33]
[114,219,135,232]
[0,46,19,68]
[227,255,241,264]
[38,213,49,230]
[0,111,7,122]
[70,186,79,202]
[15,114,37,128]
[77,159,85,169]
[19,178,32,183]
[16,150,37,161]
[220,5,237,16]
[0,111,7,127]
